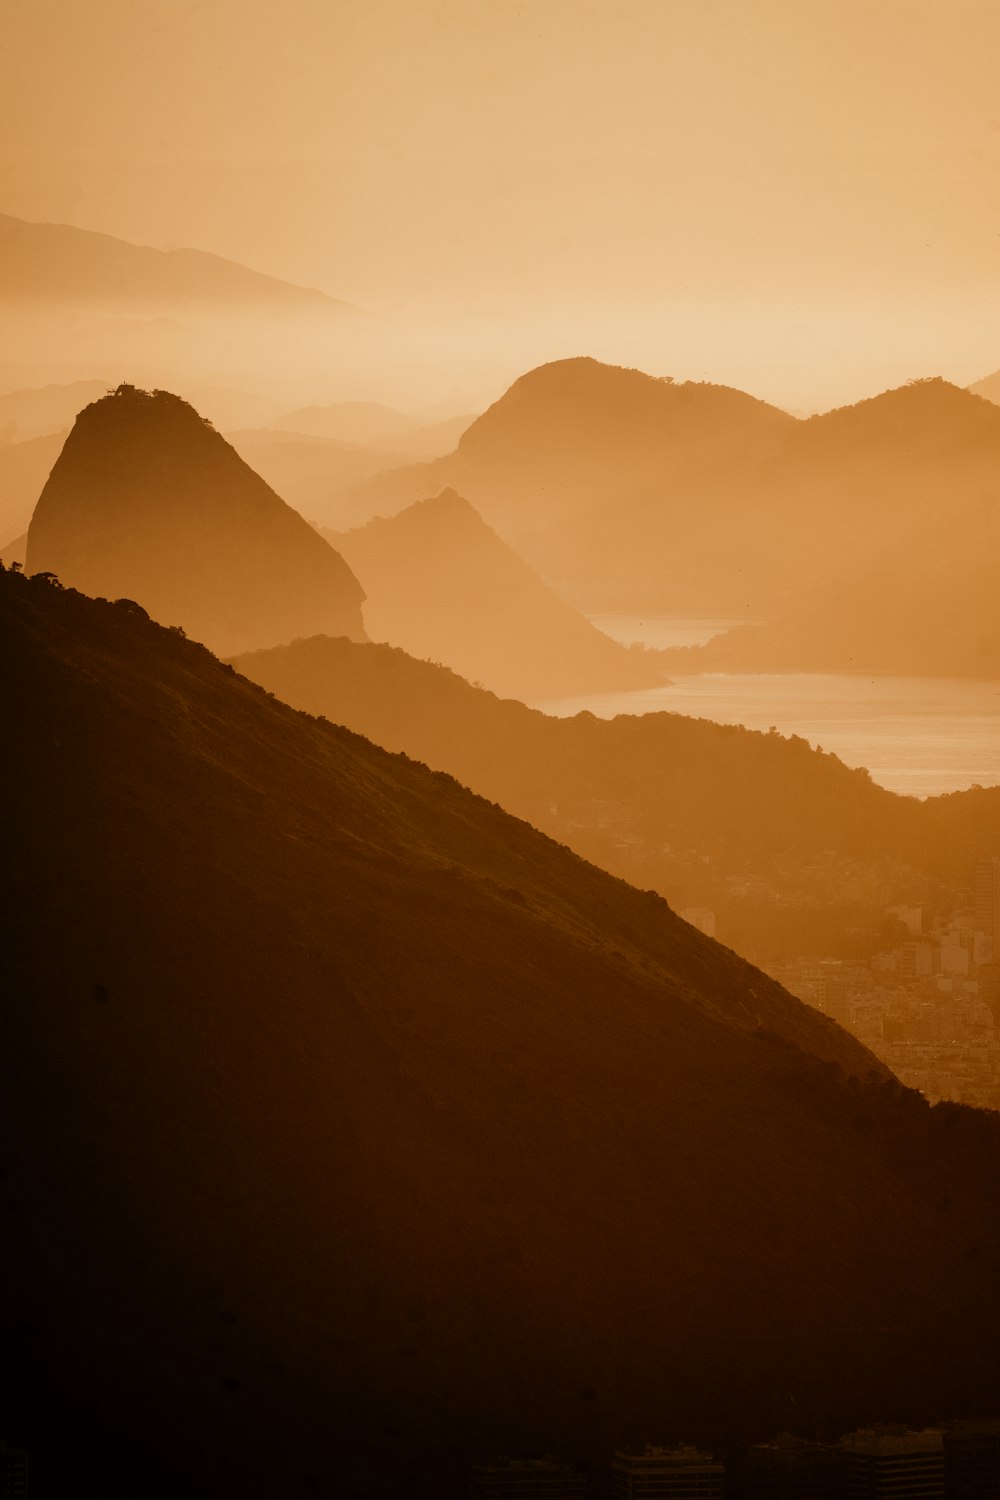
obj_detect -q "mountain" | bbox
[328,489,670,700]
[968,367,1000,406]
[655,561,1000,678]
[339,355,793,553]
[0,214,372,400]
[3,564,1000,1498]
[0,378,111,444]
[229,634,1000,961]
[270,400,422,444]
[0,430,64,546]
[225,428,411,527]
[269,401,475,460]
[650,380,1000,675]
[342,365,1000,670]
[452,355,794,526]
[0,531,26,567]
[25,384,366,655]
[390,412,475,459]
[0,381,288,446]
[0,212,359,313]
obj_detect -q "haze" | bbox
[5,0,1000,411]
[5,3,1000,1495]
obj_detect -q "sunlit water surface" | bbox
[534,616,1000,799]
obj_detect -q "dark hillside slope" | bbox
[25,384,366,655]
[2,571,1000,1498]
[231,636,1000,957]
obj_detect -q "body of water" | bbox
[534,616,1000,799]
[587,613,750,650]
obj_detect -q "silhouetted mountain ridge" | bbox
[340,363,1000,662]
[4,566,1000,1496]
[0,212,359,312]
[25,383,366,654]
[329,488,671,699]
[231,634,1000,959]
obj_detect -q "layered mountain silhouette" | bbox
[328,489,670,700]
[342,355,794,560]
[269,401,474,460]
[228,416,477,528]
[0,378,111,443]
[344,362,1000,671]
[0,429,65,548]
[271,399,433,444]
[226,428,413,526]
[25,384,366,655]
[652,380,1000,674]
[0,212,358,312]
[968,366,1000,406]
[656,562,1000,677]
[231,634,1000,960]
[0,214,373,398]
[4,565,1000,1499]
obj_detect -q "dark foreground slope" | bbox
[231,635,1000,958]
[3,571,1000,1498]
[25,384,367,656]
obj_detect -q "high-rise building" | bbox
[818,960,852,1025]
[743,1432,848,1500]
[974,856,1000,955]
[470,1455,587,1499]
[679,908,716,939]
[610,1445,724,1500]
[943,1419,1000,1500]
[979,962,1000,1029]
[840,1426,944,1500]
[0,1441,28,1500]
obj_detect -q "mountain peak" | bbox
[800,375,1000,452]
[25,384,367,656]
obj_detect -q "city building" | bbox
[679,908,716,939]
[943,1419,1000,1499]
[743,1432,848,1499]
[0,1441,28,1500]
[818,960,852,1026]
[611,1445,724,1499]
[974,856,1000,957]
[470,1455,587,1498]
[978,962,1000,1030]
[840,1426,944,1499]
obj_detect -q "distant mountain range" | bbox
[968,366,1000,406]
[328,489,671,700]
[25,384,366,655]
[0,212,360,313]
[4,564,1000,1497]
[269,400,472,450]
[225,428,412,524]
[230,633,1000,961]
[342,359,1000,675]
[0,429,65,549]
[0,213,374,397]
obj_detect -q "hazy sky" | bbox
[4,0,1000,408]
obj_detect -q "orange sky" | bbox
[3,0,1000,409]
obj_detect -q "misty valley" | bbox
[3,208,1000,1500]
